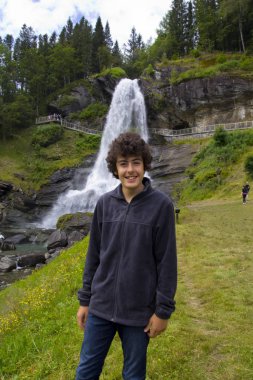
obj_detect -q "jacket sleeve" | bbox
[77,200,102,306]
[154,199,177,319]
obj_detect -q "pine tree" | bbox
[125,27,143,62]
[104,21,113,50]
[91,16,105,72]
[13,25,37,91]
[59,26,67,45]
[49,31,57,47]
[3,34,14,52]
[112,40,123,66]
[193,0,220,51]
[66,17,74,43]
[72,17,93,77]
[185,1,195,53]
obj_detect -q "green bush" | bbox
[219,60,240,71]
[96,67,127,79]
[75,134,101,151]
[190,49,201,58]
[143,64,155,77]
[213,127,228,146]
[31,124,64,147]
[58,95,77,108]
[79,103,108,121]
[245,155,253,178]
[239,58,253,71]
[216,54,227,64]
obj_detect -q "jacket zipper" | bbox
[111,202,130,321]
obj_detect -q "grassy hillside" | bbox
[157,52,253,84]
[176,129,253,203]
[0,124,101,191]
[0,132,253,379]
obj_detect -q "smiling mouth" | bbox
[125,176,137,179]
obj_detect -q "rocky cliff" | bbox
[50,70,253,132]
[141,71,253,130]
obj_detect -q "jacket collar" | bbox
[110,177,152,201]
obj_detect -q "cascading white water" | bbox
[41,78,149,228]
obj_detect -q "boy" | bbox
[76,132,177,380]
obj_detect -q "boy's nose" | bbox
[127,163,134,172]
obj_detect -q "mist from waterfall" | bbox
[41,78,149,228]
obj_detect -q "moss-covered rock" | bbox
[56,212,93,235]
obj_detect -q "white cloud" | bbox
[0,0,172,47]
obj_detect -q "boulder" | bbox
[17,254,46,268]
[0,256,17,272]
[47,229,68,250]
[68,230,85,246]
[0,241,16,251]
[5,234,28,244]
[0,181,13,196]
[56,212,92,235]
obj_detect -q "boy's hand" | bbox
[144,314,168,338]
[77,306,89,330]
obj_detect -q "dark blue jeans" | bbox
[76,313,149,380]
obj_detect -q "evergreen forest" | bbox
[0,0,253,140]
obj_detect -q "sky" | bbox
[0,0,172,48]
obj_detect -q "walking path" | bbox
[35,115,102,135]
[36,115,253,140]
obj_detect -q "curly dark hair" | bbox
[106,132,152,179]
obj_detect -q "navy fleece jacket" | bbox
[78,177,177,326]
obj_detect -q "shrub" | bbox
[245,155,253,178]
[75,134,101,151]
[239,58,253,71]
[79,103,108,121]
[190,49,201,58]
[143,64,155,77]
[219,60,240,71]
[216,54,227,64]
[31,124,64,147]
[213,127,228,146]
[58,95,77,108]
[96,67,127,79]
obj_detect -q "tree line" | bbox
[0,0,253,140]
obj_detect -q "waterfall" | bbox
[41,78,149,228]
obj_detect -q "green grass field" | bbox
[0,195,252,379]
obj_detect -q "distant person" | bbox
[245,181,250,200]
[75,132,177,380]
[242,184,249,204]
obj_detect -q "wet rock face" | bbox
[141,74,253,129]
[150,143,200,199]
[48,77,120,116]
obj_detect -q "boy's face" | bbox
[115,155,145,193]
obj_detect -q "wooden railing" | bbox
[35,115,102,135]
[150,120,253,140]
